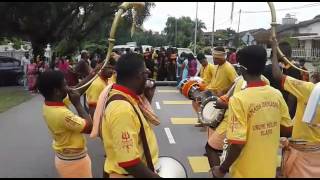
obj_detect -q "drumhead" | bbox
[157,156,188,178]
[202,101,221,123]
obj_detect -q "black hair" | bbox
[214,46,225,52]
[279,41,292,58]
[115,53,145,83]
[237,45,267,76]
[146,48,149,52]
[197,52,206,62]
[37,70,65,99]
[108,58,117,66]
[187,53,195,60]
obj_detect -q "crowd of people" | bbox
[25,38,320,178]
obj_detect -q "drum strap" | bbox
[104,94,155,172]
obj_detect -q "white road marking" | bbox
[164,127,176,144]
[155,101,161,110]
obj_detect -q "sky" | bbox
[142,2,320,33]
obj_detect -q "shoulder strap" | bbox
[103,94,155,172]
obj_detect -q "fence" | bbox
[0,50,30,62]
[292,48,320,59]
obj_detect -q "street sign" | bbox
[241,32,255,45]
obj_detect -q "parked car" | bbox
[0,56,24,86]
[177,48,194,57]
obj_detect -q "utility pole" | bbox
[175,18,177,47]
[211,2,216,48]
[237,9,241,48]
[194,2,198,55]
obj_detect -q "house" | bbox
[231,14,320,60]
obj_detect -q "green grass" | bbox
[0,87,33,113]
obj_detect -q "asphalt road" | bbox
[0,86,211,178]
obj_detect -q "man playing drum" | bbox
[207,47,238,97]
[200,47,237,145]
[197,52,215,88]
[211,45,292,178]
[271,38,320,178]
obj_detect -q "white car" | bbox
[177,48,193,57]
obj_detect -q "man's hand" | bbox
[67,88,81,106]
[211,166,226,178]
[111,52,120,61]
[214,97,228,109]
[144,79,156,103]
[92,63,102,74]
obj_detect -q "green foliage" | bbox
[281,35,298,47]
[0,2,154,56]
[164,16,206,48]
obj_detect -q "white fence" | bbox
[292,48,320,59]
[0,51,25,61]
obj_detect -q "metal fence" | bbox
[292,48,320,59]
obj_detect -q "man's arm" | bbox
[271,37,283,83]
[88,106,96,119]
[124,163,160,178]
[68,89,92,134]
[220,144,244,173]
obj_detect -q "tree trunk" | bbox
[31,40,46,59]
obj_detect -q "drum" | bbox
[156,156,188,178]
[199,91,225,127]
[179,77,206,100]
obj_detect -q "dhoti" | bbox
[281,141,320,178]
[55,154,92,178]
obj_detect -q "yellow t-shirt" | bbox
[215,75,270,134]
[86,76,108,107]
[111,73,117,84]
[226,82,292,178]
[200,63,215,86]
[207,61,237,95]
[102,86,159,175]
[63,95,71,107]
[283,75,320,142]
[42,102,87,154]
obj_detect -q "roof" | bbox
[274,15,320,33]
[291,35,320,40]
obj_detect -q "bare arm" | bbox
[68,89,92,134]
[271,37,283,83]
[124,162,161,178]
[280,125,292,138]
[219,144,244,173]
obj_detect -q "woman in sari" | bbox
[27,57,38,93]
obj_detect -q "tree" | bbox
[0,2,154,56]
[164,16,206,48]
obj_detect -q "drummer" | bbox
[270,38,320,178]
[193,48,237,128]
[207,46,238,97]
[210,45,292,178]
[197,52,215,88]
[201,48,238,138]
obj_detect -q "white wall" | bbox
[299,22,320,35]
